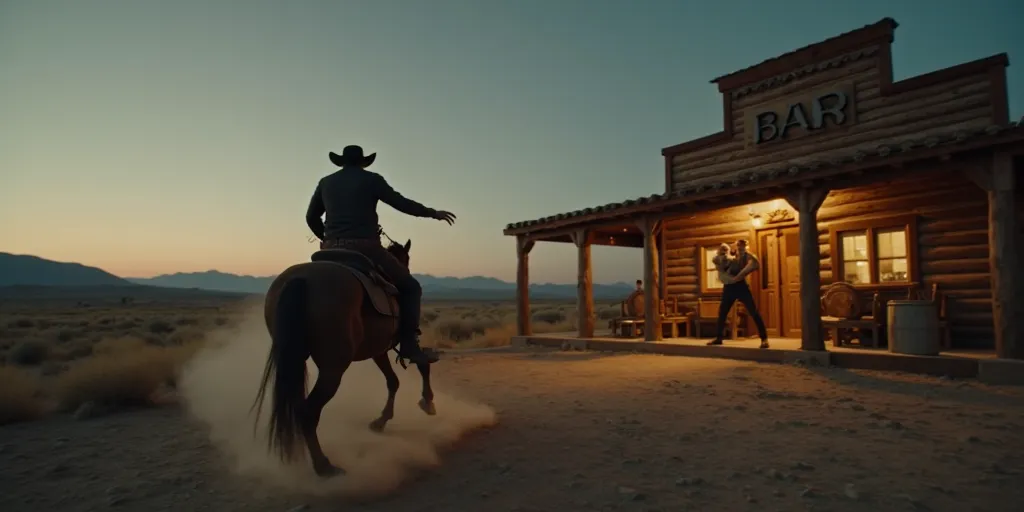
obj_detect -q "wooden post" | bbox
[785,187,829,351]
[516,235,535,336]
[636,217,662,341]
[966,154,1022,359]
[571,229,595,338]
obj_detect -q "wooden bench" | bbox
[693,297,742,340]
[610,295,692,338]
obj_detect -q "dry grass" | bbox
[0,366,46,425]
[0,292,609,423]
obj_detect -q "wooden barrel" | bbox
[886,300,940,356]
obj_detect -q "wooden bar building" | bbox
[502,18,1024,360]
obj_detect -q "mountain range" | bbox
[0,252,634,300]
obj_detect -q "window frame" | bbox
[828,215,919,288]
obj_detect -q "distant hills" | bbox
[0,252,633,300]
[0,253,133,287]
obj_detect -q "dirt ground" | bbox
[2,346,1023,512]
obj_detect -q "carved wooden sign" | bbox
[745,82,857,146]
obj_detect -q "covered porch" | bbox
[503,122,1024,368]
[512,330,1005,382]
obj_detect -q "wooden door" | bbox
[756,230,782,337]
[780,228,803,337]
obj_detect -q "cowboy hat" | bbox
[328,145,376,168]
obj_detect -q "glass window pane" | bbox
[879,258,909,282]
[877,231,893,258]
[841,232,867,261]
[706,270,722,289]
[876,228,907,258]
[854,235,867,259]
[843,262,869,284]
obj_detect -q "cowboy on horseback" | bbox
[304,145,455,365]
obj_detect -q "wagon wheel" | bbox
[822,282,862,320]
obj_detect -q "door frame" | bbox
[750,221,800,338]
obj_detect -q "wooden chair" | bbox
[660,297,693,338]
[609,291,644,337]
[693,297,741,340]
[820,282,884,348]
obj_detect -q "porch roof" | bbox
[502,120,1024,239]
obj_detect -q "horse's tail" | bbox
[250,276,310,463]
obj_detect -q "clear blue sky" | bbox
[2,0,1021,283]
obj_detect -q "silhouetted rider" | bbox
[305,145,456,365]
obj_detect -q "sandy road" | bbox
[2,347,1023,512]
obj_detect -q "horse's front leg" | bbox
[369,354,400,432]
[416,362,436,415]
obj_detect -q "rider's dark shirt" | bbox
[306,166,436,240]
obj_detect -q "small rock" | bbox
[772,489,784,497]
[285,506,309,512]
[745,494,757,503]
[675,477,704,486]
[617,486,636,494]
[965,435,982,443]
[884,420,904,430]
[851,404,866,411]
[792,461,815,471]
[800,486,817,498]
[844,483,859,500]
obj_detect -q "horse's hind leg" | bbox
[416,362,436,416]
[369,354,400,432]
[305,362,348,477]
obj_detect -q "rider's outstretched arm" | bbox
[374,174,436,218]
[305,182,326,239]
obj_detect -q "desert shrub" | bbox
[0,366,46,425]
[56,329,78,343]
[422,310,440,324]
[93,336,148,355]
[436,319,477,342]
[9,341,49,366]
[148,320,175,334]
[175,316,200,326]
[213,316,229,326]
[9,318,34,328]
[53,345,194,411]
[532,309,566,324]
[597,306,620,320]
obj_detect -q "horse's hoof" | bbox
[314,463,345,478]
[369,418,388,432]
[419,398,437,416]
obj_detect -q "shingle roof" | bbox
[503,120,1024,235]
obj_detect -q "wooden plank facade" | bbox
[503,18,1024,359]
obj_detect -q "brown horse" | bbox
[250,239,436,477]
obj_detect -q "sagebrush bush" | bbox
[0,366,46,425]
[9,341,49,366]
[53,345,195,411]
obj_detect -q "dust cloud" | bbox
[177,311,498,498]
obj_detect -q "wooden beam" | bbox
[968,154,1022,359]
[571,229,595,338]
[785,187,830,351]
[516,235,535,336]
[635,217,662,341]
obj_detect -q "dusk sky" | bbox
[3,0,1022,284]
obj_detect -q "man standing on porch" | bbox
[707,239,770,349]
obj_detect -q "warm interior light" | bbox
[751,214,764,228]
[623,228,628,232]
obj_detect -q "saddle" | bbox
[311,249,399,317]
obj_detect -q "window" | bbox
[700,240,737,293]
[831,217,916,286]
[703,246,725,292]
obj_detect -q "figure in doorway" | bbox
[707,239,770,349]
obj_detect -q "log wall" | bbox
[663,170,994,348]
[668,47,1000,190]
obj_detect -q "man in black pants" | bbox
[707,239,770,349]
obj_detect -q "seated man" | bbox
[305,145,456,365]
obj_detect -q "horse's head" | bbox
[386,239,412,268]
